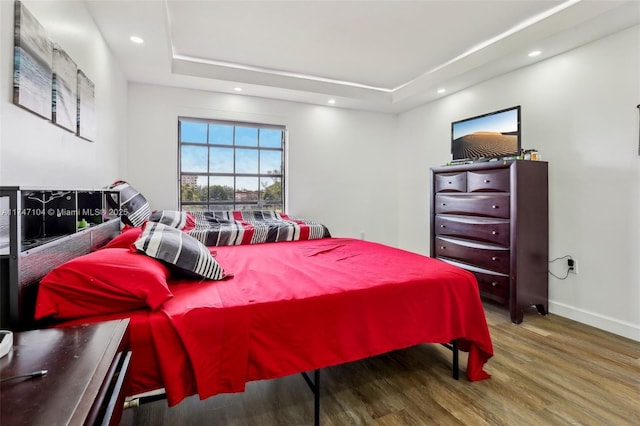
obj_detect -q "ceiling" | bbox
[84,0,640,113]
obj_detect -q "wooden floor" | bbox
[120,302,640,425]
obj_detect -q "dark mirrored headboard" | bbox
[1,187,120,330]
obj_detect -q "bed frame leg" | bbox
[300,369,320,426]
[125,389,168,408]
[440,340,459,380]
[313,369,320,426]
[452,340,459,380]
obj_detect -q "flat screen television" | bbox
[451,106,521,161]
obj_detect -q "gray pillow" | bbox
[133,221,227,280]
[107,181,151,227]
[149,210,188,229]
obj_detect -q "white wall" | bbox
[397,25,640,341]
[0,0,127,188]
[126,84,399,246]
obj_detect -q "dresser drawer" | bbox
[474,271,509,304]
[435,194,510,218]
[434,237,510,274]
[87,350,132,426]
[467,169,510,192]
[435,215,510,246]
[435,172,466,192]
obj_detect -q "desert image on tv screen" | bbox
[452,108,519,160]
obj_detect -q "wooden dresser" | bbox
[0,319,131,426]
[430,160,548,323]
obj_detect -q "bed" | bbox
[18,208,493,424]
[185,210,331,246]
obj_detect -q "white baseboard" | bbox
[549,301,640,342]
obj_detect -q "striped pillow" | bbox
[108,180,151,227]
[149,210,188,229]
[133,221,227,280]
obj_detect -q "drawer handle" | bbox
[448,181,452,185]
[440,246,446,250]
[441,203,446,206]
[491,230,498,235]
[492,205,499,209]
[440,224,445,228]
[484,179,490,183]
[492,256,498,261]
[491,281,498,287]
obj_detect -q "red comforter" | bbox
[148,238,493,405]
[59,238,493,405]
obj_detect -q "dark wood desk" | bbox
[0,319,130,426]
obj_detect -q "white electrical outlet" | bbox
[568,258,578,274]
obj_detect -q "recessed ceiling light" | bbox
[130,36,144,44]
[437,88,446,94]
[328,99,336,105]
[528,50,542,57]
[234,87,243,92]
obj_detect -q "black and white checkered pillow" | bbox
[133,221,227,280]
[107,180,151,227]
[149,210,188,229]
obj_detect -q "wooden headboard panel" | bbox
[9,220,120,330]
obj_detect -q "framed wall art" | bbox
[13,0,53,120]
[52,45,77,133]
[77,70,96,141]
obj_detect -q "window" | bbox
[179,118,285,212]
